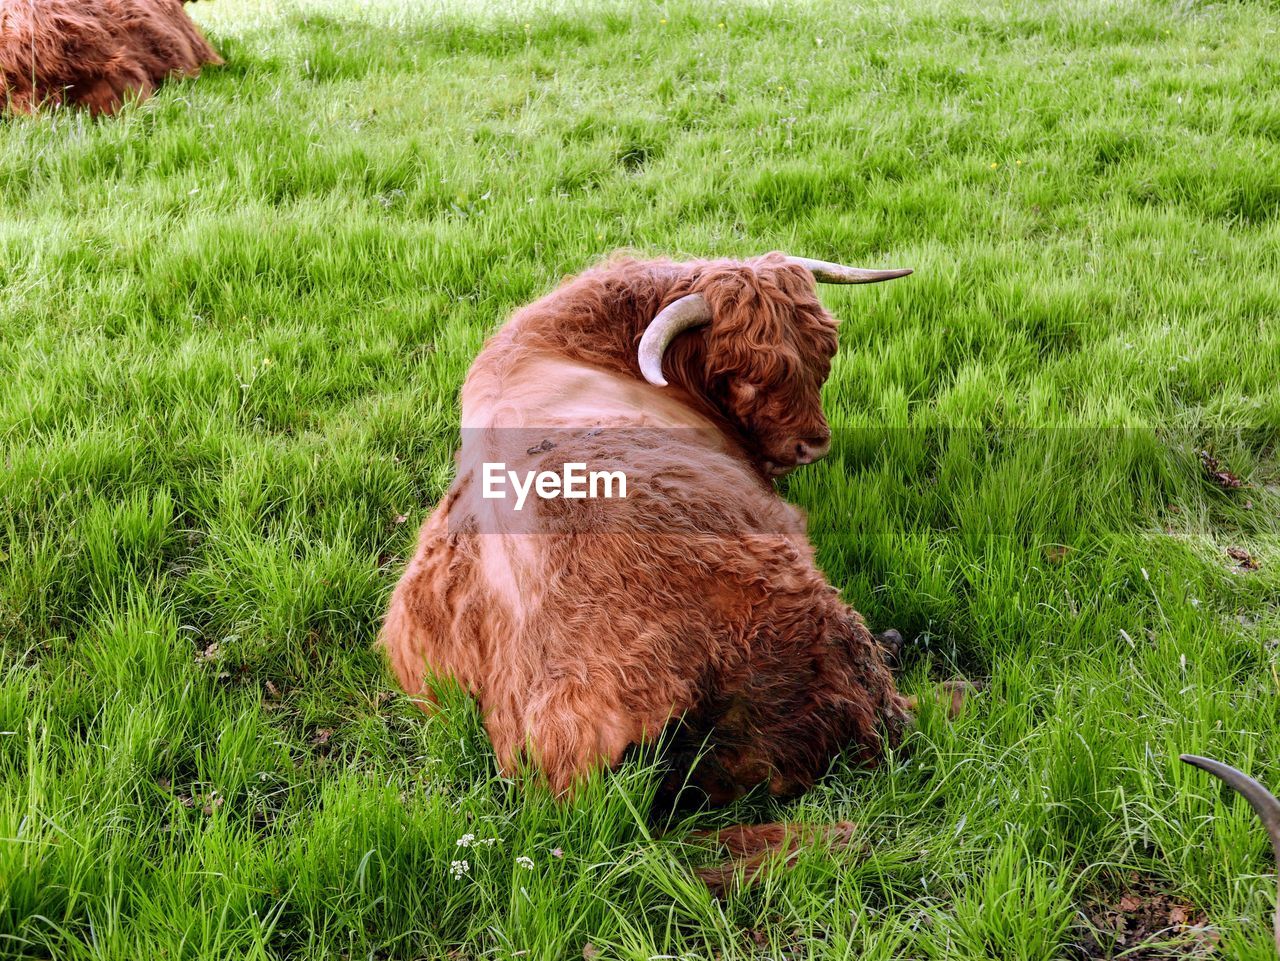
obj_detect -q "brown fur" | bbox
[0,0,220,116]
[380,253,910,804]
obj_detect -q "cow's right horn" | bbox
[1181,754,1280,955]
[637,293,712,387]
[785,257,913,285]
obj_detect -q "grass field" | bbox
[3,0,1280,957]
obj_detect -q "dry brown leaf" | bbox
[1226,546,1260,570]
[1046,544,1070,564]
[1199,450,1244,489]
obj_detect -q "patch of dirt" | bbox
[1071,874,1217,959]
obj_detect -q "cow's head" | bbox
[637,253,911,477]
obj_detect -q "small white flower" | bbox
[450,859,470,879]
[516,856,534,870]
[456,833,475,848]
[480,837,500,847]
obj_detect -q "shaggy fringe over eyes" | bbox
[675,254,839,455]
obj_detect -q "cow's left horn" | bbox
[1181,754,1280,955]
[785,257,912,284]
[637,293,712,387]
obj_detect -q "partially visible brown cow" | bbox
[0,0,220,116]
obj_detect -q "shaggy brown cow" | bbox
[381,252,913,808]
[0,0,220,116]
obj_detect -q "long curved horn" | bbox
[785,256,912,284]
[637,293,712,387]
[1181,754,1280,954]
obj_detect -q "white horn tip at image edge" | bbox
[637,292,712,387]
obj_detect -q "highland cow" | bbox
[0,0,220,116]
[381,252,915,810]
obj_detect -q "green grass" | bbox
[2,0,1279,957]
